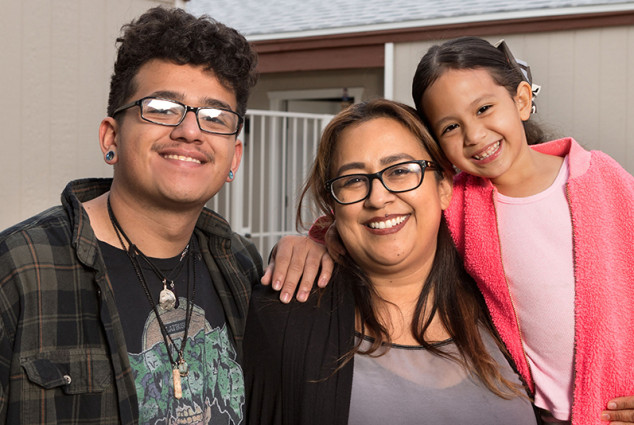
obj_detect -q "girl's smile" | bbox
[422,68,533,185]
[472,140,502,162]
[421,67,563,196]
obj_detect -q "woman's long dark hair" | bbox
[297,99,523,398]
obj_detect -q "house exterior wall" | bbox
[393,25,634,174]
[248,68,384,110]
[3,3,632,231]
[0,0,175,230]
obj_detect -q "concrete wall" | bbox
[0,0,176,230]
[393,25,634,174]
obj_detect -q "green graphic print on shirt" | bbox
[128,298,244,424]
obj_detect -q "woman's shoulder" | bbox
[249,276,350,322]
[246,275,354,362]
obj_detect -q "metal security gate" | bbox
[206,109,334,259]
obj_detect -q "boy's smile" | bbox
[103,59,242,212]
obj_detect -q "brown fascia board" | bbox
[252,10,634,73]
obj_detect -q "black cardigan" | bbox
[244,277,542,425]
[244,277,355,425]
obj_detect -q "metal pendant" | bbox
[159,280,176,310]
[178,360,189,377]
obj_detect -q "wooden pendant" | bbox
[173,368,182,399]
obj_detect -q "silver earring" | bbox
[228,170,234,180]
[105,151,115,161]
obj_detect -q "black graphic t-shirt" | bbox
[100,238,244,425]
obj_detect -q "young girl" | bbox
[410,36,634,424]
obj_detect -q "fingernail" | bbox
[298,290,308,302]
[318,276,328,288]
[281,292,291,304]
[608,402,617,410]
[273,280,282,291]
[602,413,610,420]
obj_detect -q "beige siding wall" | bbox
[249,68,384,110]
[393,26,634,174]
[0,0,175,230]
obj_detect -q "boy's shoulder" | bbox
[0,205,70,247]
[0,206,76,280]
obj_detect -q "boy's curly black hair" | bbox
[107,7,258,118]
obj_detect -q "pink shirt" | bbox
[444,138,634,423]
[495,156,574,421]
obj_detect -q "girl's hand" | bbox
[602,396,634,423]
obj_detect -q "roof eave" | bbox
[246,3,634,41]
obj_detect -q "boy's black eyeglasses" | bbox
[326,160,439,205]
[112,96,243,136]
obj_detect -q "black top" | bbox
[244,276,355,425]
[244,272,540,425]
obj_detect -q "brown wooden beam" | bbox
[256,44,384,73]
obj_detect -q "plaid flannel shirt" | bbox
[0,178,262,424]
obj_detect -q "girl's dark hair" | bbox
[107,7,258,117]
[412,36,546,145]
[298,99,523,398]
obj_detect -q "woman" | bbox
[243,99,538,424]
